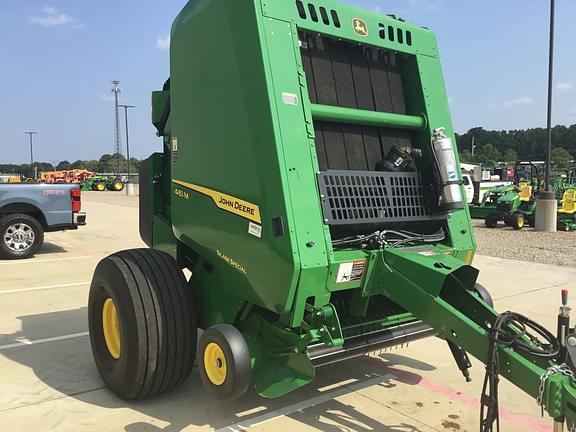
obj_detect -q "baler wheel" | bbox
[88,248,197,400]
[473,283,494,308]
[199,324,251,400]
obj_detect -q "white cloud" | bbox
[502,97,533,108]
[556,81,575,91]
[29,6,80,28]
[157,35,170,51]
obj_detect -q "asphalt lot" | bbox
[1,191,574,431]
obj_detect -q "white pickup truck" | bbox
[461,173,512,204]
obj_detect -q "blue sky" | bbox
[0,0,575,164]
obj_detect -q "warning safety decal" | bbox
[336,260,366,283]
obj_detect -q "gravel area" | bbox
[473,219,576,266]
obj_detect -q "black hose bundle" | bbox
[331,228,445,249]
[480,312,560,432]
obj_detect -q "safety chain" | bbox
[537,363,576,423]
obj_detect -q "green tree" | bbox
[502,149,518,163]
[459,149,473,163]
[476,144,502,164]
[56,160,72,170]
[551,147,573,171]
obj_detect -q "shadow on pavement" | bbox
[1,308,436,432]
[35,241,68,255]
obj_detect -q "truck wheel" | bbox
[512,213,525,230]
[198,324,251,400]
[484,215,498,228]
[0,214,44,259]
[88,249,196,400]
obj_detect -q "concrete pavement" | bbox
[1,191,573,431]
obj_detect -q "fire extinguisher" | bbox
[432,127,464,212]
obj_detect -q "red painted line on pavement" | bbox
[358,356,550,432]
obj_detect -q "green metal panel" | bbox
[261,0,437,57]
[169,0,302,318]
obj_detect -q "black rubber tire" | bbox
[474,283,494,308]
[88,248,196,400]
[112,180,124,191]
[484,214,498,228]
[0,213,44,259]
[512,213,525,230]
[198,324,251,400]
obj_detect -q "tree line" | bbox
[456,124,575,170]
[0,153,141,178]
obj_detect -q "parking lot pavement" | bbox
[1,192,573,431]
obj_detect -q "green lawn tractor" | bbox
[468,184,514,220]
[87,1,576,429]
[81,176,124,192]
[484,161,540,230]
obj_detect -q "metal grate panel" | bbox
[318,170,432,225]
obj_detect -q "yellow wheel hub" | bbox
[517,215,525,228]
[96,183,105,191]
[102,298,121,359]
[204,342,227,385]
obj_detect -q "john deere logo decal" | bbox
[353,18,368,36]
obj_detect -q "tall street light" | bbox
[24,131,38,178]
[119,104,135,194]
[111,81,122,176]
[535,0,557,232]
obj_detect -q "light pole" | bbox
[24,131,38,178]
[111,81,122,177]
[544,0,555,191]
[119,104,135,194]
[535,0,557,232]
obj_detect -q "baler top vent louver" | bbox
[296,1,341,28]
[379,24,412,46]
[317,171,437,225]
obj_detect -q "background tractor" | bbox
[484,161,540,229]
[86,1,576,429]
[468,183,514,220]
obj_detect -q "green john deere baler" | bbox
[88,1,576,428]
